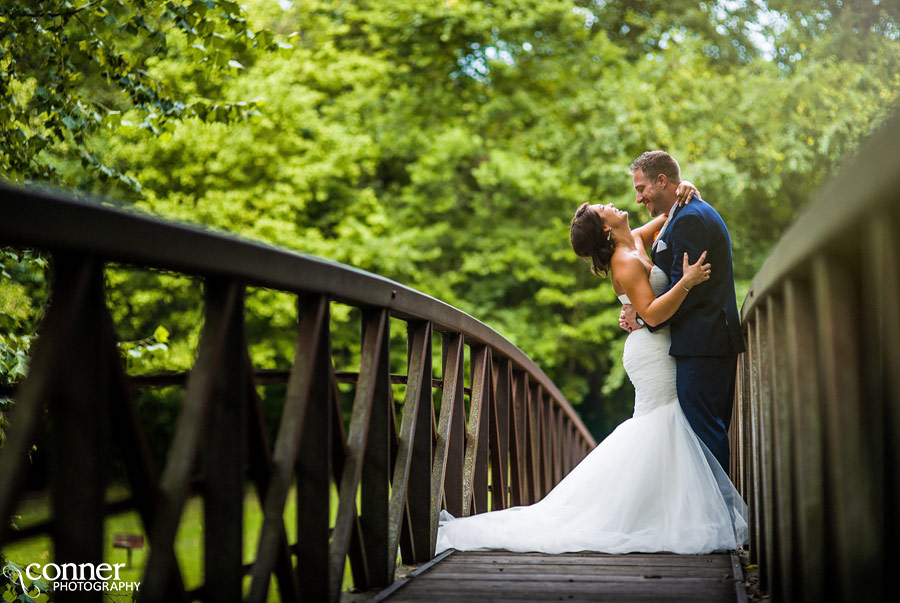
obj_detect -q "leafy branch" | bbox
[0,0,103,19]
[0,0,288,191]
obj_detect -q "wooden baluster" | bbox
[813,256,883,601]
[330,308,390,597]
[553,405,563,486]
[537,386,553,498]
[391,321,432,564]
[540,390,552,497]
[574,425,584,469]
[740,347,751,516]
[329,364,368,590]
[577,424,583,470]
[463,345,491,516]
[247,295,330,603]
[766,294,795,602]
[103,294,190,601]
[296,298,337,599]
[510,371,529,506]
[758,304,776,595]
[203,278,247,602]
[358,309,392,589]
[561,412,569,479]
[783,278,825,602]
[866,215,900,597]
[541,393,555,488]
[490,358,512,511]
[243,353,298,603]
[50,257,109,603]
[431,334,465,544]
[543,399,553,490]
[143,278,243,602]
[0,257,112,600]
[729,357,742,491]
[527,383,542,500]
[566,418,578,469]
[747,311,763,571]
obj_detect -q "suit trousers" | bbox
[674,354,738,472]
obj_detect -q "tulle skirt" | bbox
[435,398,747,555]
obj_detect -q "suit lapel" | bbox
[651,203,682,266]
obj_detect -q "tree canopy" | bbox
[2,0,899,437]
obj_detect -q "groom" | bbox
[620,151,745,471]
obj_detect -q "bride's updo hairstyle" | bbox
[570,202,615,278]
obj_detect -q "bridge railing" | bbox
[0,185,596,602]
[733,111,900,602]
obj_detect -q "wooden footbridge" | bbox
[2,109,899,602]
[374,550,746,602]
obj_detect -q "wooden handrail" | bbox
[0,184,589,440]
[732,110,900,603]
[0,186,596,602]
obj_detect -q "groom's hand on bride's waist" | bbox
[619,304,645,333]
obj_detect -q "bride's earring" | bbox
[606,230,611,241]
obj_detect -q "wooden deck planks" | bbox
[380,551,742,602]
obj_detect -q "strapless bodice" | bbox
[620,266,677,416]
[617,265,669,304]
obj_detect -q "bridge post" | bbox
[782,279,825,602]
[202,279,247,602]
[48,257,110,603]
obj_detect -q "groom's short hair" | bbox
[630,151,681,184]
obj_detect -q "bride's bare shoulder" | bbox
[610,249,648,293]
[611,248,648,271]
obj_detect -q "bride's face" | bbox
[591,203,629,231]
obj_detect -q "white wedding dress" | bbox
[435,266,748,555]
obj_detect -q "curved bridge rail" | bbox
[733,111,900,602]
[0,185,596,602]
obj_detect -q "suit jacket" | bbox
[650,195,745,357]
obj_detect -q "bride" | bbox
[435,186,748,555]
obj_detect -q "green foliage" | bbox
[0,333,30,389]
[103,266,202,371]
[0,249,48,448]
[3,0,900,439]
[0,0,291,190]
[766,0,900,66]
[117,324,171,374]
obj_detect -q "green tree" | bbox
[0,0,288,189]
[4,0,899,439]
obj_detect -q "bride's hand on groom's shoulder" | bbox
[676,180,703,207]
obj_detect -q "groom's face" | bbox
[632,169,666,218]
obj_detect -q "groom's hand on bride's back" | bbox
[619,304,644,333]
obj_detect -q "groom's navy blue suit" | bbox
[649,195,745,471]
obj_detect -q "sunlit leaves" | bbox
[0,0,289,190]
